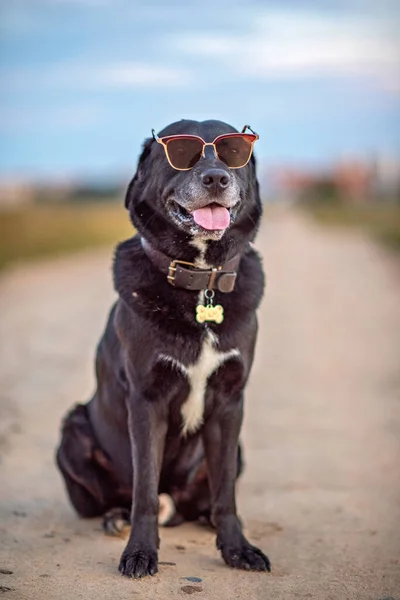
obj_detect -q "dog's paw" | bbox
[118,546,158,578]
[218,538,271,572]
[103,507,131,537]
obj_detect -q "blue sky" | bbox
[0,0,399,181]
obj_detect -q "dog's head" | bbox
[125,119,262,254]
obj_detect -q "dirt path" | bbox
[1,209,399,600]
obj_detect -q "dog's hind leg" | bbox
[103,507,131,536]
[56,404,129,518]
[103,494,180,537]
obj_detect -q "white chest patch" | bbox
[158,331,240,435]
[190,238,210,269]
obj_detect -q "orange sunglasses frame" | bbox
[151,125,259,171]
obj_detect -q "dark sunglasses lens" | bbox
[215,135,253,168]
[166,138,203,169]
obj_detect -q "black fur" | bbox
[56,119,270,578]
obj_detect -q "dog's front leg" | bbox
[118,394,167,578]
[203,394,271,572]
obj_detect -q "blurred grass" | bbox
[0,201,133,270]
[304,203,400,251]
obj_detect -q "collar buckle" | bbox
[167,259,197,286]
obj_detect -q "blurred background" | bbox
[0,0,399,265]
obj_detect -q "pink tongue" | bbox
[193,205,230,230]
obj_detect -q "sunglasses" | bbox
[151,125,259,171]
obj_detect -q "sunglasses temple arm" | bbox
[151,129,159,141]
[241,124,258,135]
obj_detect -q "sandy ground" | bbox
[0,208,400,600]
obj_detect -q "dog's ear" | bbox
[124,137,154,209]
[249,153,262,207]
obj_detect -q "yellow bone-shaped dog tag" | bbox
[196,304,224,324]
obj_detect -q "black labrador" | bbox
[56,119,270,578]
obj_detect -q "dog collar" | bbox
[141,237,242,293]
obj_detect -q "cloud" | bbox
[3,61,194,91]
[19,0,110,5]
[0,104,103,132]
[172,9,400,94]
[86,63,193,88]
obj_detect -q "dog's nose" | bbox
[201,168,230,192]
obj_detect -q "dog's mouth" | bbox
[170,200,234,233]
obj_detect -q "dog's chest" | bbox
[159,331,240,435]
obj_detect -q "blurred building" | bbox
[0,179,125,207]
[0,180,36,206]
[267,155,400,205]
[371,156,400,200]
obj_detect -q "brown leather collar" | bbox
[141,238,242,293]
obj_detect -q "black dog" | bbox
[56,119,270,578]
